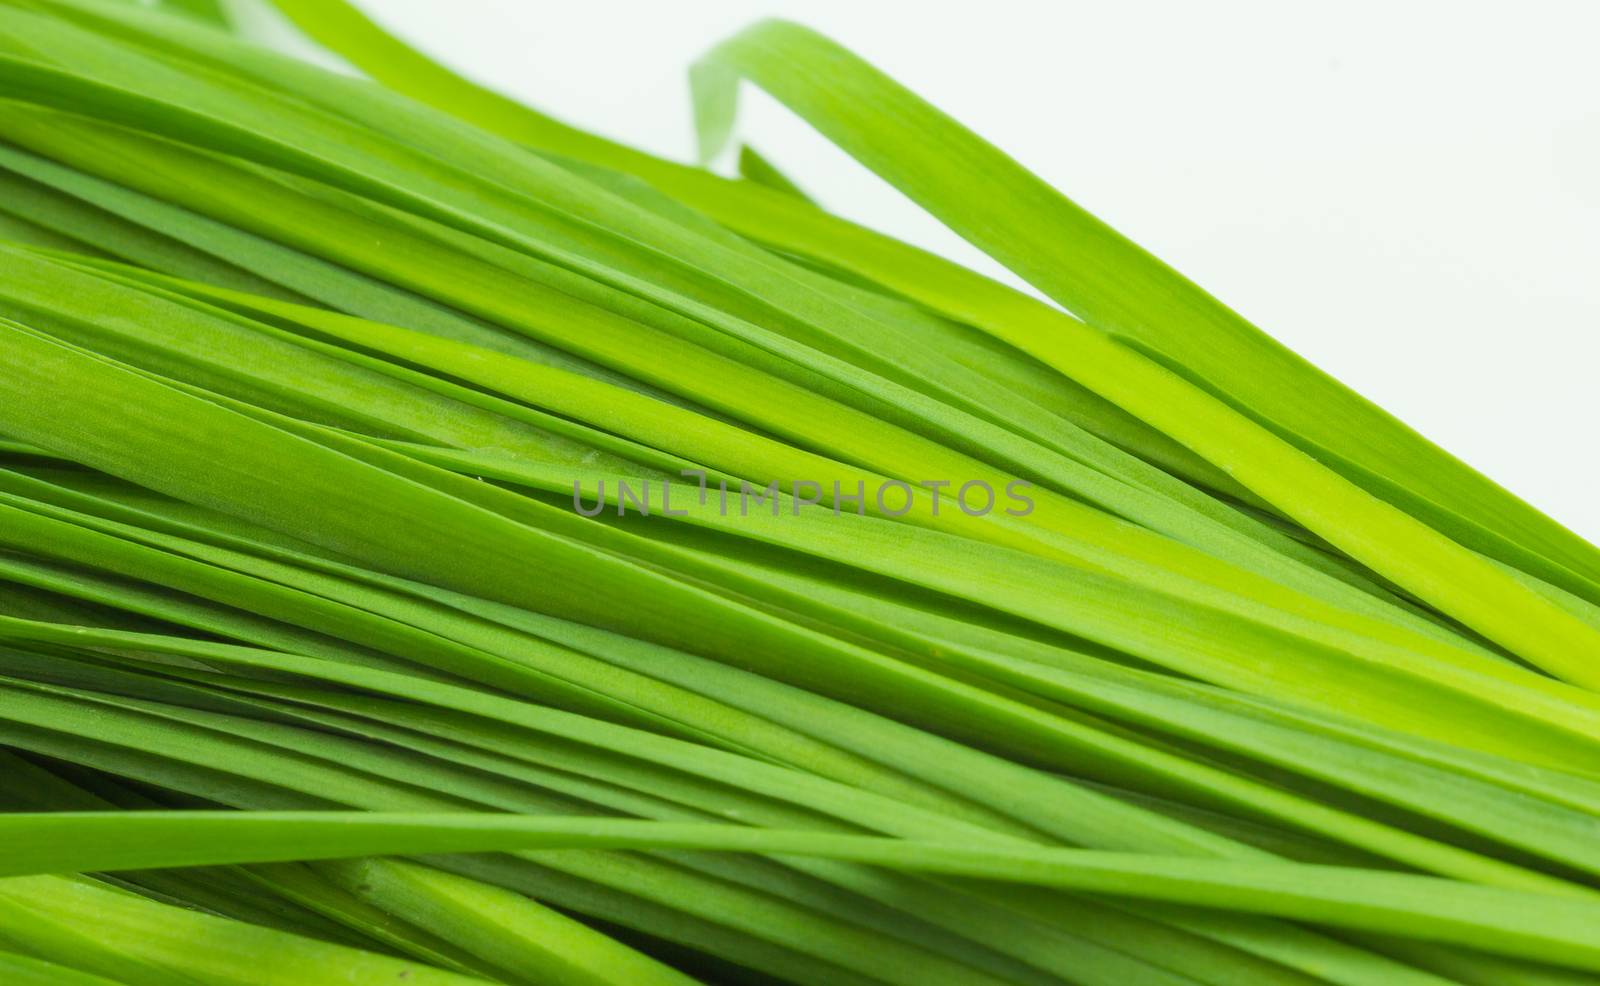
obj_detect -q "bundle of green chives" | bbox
[0,1,1596,984]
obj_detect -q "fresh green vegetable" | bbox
[0,2,1593,984]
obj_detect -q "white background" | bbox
[272,1,1600,541]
